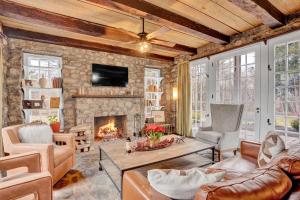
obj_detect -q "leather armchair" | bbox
[0,152,52,200]
[195,104,244,160]
[2,124,75,184]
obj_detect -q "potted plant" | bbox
[48,115,60,133]
[145,124,165,148]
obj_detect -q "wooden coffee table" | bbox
[98,135,215,193]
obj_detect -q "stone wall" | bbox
[76,97,142,137]
[2,43,8,127]
[3,38,173,129]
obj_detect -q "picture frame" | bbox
[22,100,43,109]
[151,110,165,123]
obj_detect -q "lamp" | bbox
[138,40,152,53]
[172,87,178,100]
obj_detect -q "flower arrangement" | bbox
[48,115,60,132]
[145,124,165,147]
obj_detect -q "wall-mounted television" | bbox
[92,64,128,87]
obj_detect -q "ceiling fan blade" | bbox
[124,40,139,44]
[150,39,175,47]
[146,26,170,40]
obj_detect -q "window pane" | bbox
[287,117,299,132]
[29,59,39,66]
[288,72,299,86]
[247,64,255,77]
[275,87,285,101]
[288,42,300,56]
[287,87,299,101]
[287,102,299,116]
[275,73,286,87]
[275,101,285,115]
[275,117,286,131]
[275,58,286,72]
[247,52,255,64]
[275,44,286,58]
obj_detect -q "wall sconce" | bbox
[172,87,178,100]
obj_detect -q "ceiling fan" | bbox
[128,18,175,53]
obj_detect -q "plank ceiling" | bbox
[1,0,300,61]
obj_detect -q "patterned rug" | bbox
[53,147,119,200]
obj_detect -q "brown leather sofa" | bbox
[123,141,300,200]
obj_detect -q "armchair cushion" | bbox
[211,104,244,132]
[54,145,73,167]
[18,124,53,144]
[196,131,222,144]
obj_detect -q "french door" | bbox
[268,32,300,147]
[190,59,210,134]
[212,45,261,141]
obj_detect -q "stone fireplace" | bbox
[94,115,127,141]
[74,97,144,143]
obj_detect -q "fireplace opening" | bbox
[94,115,127,141]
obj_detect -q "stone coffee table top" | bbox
[99,135,214,171]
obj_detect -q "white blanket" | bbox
[148,168,225,200]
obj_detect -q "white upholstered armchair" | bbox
[195,104,244,161]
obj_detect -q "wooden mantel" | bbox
[72,94,144,98]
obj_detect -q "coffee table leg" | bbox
[99,148,103,171]
[212,146,215,164]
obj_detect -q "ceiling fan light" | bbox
[138,41,151,53]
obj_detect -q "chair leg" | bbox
[233,149,237,156]
[216,150,222,162]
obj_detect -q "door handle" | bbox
[256,107,260,113]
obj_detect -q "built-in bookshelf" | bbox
[144,67,163,118]
[21,53,64,129]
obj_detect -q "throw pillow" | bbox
[147,168,225,200]
[18,123,53,144]
[258,131,285,167]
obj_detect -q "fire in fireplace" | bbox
[94,115,127,141]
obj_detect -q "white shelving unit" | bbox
[22,53,64,129]
[144,67,163,118]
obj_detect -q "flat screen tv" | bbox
[92,64,128,87]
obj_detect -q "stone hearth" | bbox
[74,97,143,143]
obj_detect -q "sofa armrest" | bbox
[9,143,54,175]
[0,152,41,173]
[53,133,75,149]
[240,140,260,161]
[0,171,52,200]
[123,171,171,200]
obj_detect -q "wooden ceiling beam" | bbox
[85,0,230,44]
[0,0,137,42]
[228,0,286,27]
[3,27,174,62]
[0,0,195,54]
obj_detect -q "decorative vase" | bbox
[39,74,47,88]
[149,138,159,148]
[50,122,60,133]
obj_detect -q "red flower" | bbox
[146,124,165,133]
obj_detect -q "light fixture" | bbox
[138,40,152,53]
[172,87,178,100]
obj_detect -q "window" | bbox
[215,52,258,139]
[273,41,300,145]
[190,61,209,128]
